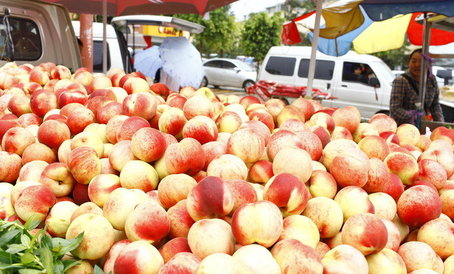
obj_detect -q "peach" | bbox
[65,105,95,135]
[158,237,191,263]
[231,200,283,248]
[162,137,205,176]
[0,183,15,219]
[70,201,103,222]
[382,219,402,251]
[21,143,56,165]
[332,106,361,133]
[308,170,337,198]
[159,252,201,274]
[225,179,258,213]
[116,116,150,142]
[70,131,104,158]
[417,159,447,190]
[105,114,128,144]
[353,122,379,142]
[334,186,375,222]
[271,239,323,274]
[227,129,265,164]
[195,253,250,274]
[67,146,101,185]
[417,218,454,259]
[167,200,195,238]
[102,188,149,231]
[183,94,214,120]
[122,92,157,120]
[397,185,442,228]
[113,240,164,273]
[368,113,397,133]
[321,138,358,169]
[266,129,304,160]
[8,94,31,116]
[263,173,309,216]
[384,152,419,185]
[363,158,391,193]
[182,115,218,145]
[17,113,42,127]
[322,244,369,274]
[397,241,443,273]
[273,147,313,184]
[368,192,397,221]
[358,135,390,160]
[248,159,274,184]
[29,89,57,117]
[1,127,35,156]
[125,200,170,243]
[17,160,48,182]
[279,215,320,248]
[119,160,159,192]
[201,141,227,170]
[276,105,305,126]
[302,197,344,238]
[157,173,197,209]
[330,152,370,187]
[14,184,56,222]
[307,111,335,133]
[186,176,233,221]
[108,140,137,172]
[39,162,76,197]
[341,213,388,255]
[87,174,121,207]
[233,244,280,274]
[45,201,78,237]
[291,97,315,121]
[247,108,275,132]
[188,218,235,259]
[206,154,248,180]
[396,123,420,146]
[0,151,22,183]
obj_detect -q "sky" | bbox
[230,0,286,21]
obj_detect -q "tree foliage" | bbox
[240,12,285,65]
[175,7,237,58]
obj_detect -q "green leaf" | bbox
[23,218,41,232]
[0,230,21,247]
[20,252,35,265]
[18,269,43,274]
[94,264,105,274]
[62,259,81,273]
[52,260,64,273]
[53,233,83,257]
[5,244,27,253]
[37,247,53,274]
[20,234,31,249]
[39,234,52,250]
[0,250,17,264]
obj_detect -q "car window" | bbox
[342,61,377,85]
[93,40,111,72]
[297,59,334,80]
[222,61,236,69]
[0,16,42,61]
[204,60,222,68]
[265,56,296,76]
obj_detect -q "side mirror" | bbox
[234,67,241,73]
[368,77,380,87]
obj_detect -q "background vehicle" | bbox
[0,0,81,71]
[259,46,395,118]
[202,58,257,92]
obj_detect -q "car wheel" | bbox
[201,76,208,87]
[213,85,220,89]
[243,80,255,92]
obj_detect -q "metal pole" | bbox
[102,0,108,74]
[417,12,431,131]
[307,0,323,96]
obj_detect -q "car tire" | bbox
[201,76,208,87]
[243,80,255,92]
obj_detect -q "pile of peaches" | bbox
[0,61,453,273]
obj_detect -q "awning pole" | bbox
[307,0,323,96]
[102,0,108,74]
[417,12,431,131]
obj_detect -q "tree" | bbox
[175,7,237,58]
[240,12,285,67]
[282,0,315,21]
[372,40,411,70]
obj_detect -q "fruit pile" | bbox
[0,61,453,273]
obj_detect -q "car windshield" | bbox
[234,60,256,72]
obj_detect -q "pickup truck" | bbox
[0,0,81,71]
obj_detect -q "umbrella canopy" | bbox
[282,0,454,56]
[158,37,204,90]
[42,0,238,16]
[134,45,163,79]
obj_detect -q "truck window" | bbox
[265,56,296,76]
[0,16,42,61]
[342,62,377,85]
[93,40,111,72]
[298,59,334,80]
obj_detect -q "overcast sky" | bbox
[230,0,285,20]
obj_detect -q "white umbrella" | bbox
[159,37,204,91]
[134,45,163,79]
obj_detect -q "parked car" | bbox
[201,58,257,92]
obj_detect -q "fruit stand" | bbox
[0,61,453,273]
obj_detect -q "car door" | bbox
[203,60,223,85]
[297,58,336,103]
[330,61,383,117]
[221,60,243,87]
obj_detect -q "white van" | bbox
[258,46,396,118]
